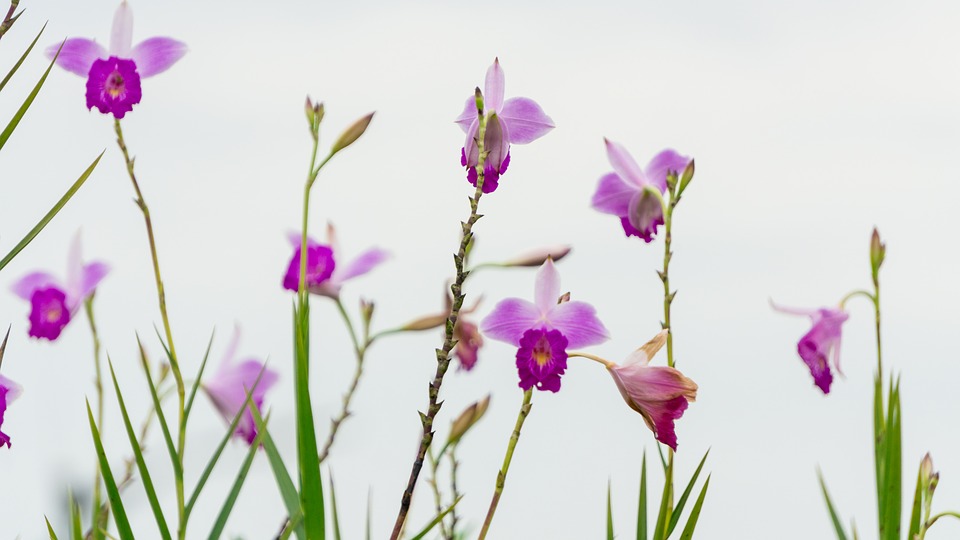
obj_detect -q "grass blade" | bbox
[69,492,82,540]
[818,470,849,540]
[873,373,885,530]
[638,450,647,540]
[136,336,181,478]
[293,300,325,538]
[0,39,60,153]
[248,397,304,540]
[330,472,342,540]
[206,419,264,540]
[184,329,216,424]
[410,496,463,540]
[0,22,45,93]
[908,460,925,538]
[86,400,135,540]
[881,379,902,540]
[678,475,711,540]
[0,152,102,272]
[652,460,672,540]
[668,449,710,536]
[45,517,59,540]
[607,479,615,540]
[108,359,172,540]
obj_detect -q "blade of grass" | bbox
[410,496,464,540]
[206,418,264,540]
[69,492,82,540]
[0,21,45,92]
[248,395,304,540]
[667,449,710,536]
[0,39,61,152]
[873,373,885,532]
[293,300,325,538]
[881,379,902,540]
[86,400,135,540]
[677,475,710,540]
[108,359,172,540]
[45,517,60,540]
[908,460,924,538]
[638,450,647,540]
[0,152,102,272]
[818,469,849,540]
[331,472,342,540]
[136,335,180,478]
[652,461,671,540]
[607,479,615,540]
[184,329,215,424]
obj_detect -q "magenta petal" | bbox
[604,139,646,187]
[0,374,22,449]
[499,97,554,144]
[644,149,691,193]
[463,118,480,167]
[609,364,697,451]
[627,188,665,241]
[85,57,142,119]
[455,96,477,133]
[515,328,568,392]
[75,262,110,307]
[591,172,637,216]
[547,301,609,348]
[205,358,279,446]
[797,309,848,394]
[484,58,505,112]
[29,287,71,340]
[47,38,107,77]
[334,248,390,282]
[131,37,187,77]
[533,258,561,314]
[480,298,540,347]
[11,272,59,301]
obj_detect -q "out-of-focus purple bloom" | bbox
[10,233,109,341]
[454,58,554,193]
[591,140,691,242]
[480,259,608,392]
[455,319,483,372]
[282,224,389,298]
[47,1,186,118]
[203,328,278,445]
[0,374,23,449]
[606,330,697,451]
[772,302,849,394]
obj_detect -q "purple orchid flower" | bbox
[47,1,187,118]
[591,139,691,242]
[480,259,609,392]
[0,374,23,449]
[772,302,849,394]
[454,58,555,193]
[202,328,278,445]
[606,330,697,451]
[282,224,390,298]
[10,233,109,341]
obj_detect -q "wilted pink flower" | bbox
[10,233,109,340]
[772,303,849,394]
[454,58,554,193]
[0,374,23,449]
[282,224,389,298]
[47,1,187,118]
[202,329,278,445]
[481,259,608,392]
[591,140,691,242]
[455,319,483,371]
[607,330,697,451]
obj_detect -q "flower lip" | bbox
[86,56,142,119]
[283,228,389,298]
[516,328,568,392]
[0,374,23,449]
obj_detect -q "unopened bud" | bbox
[447,395,491,446]
[870,228,886,283]
[400,313,448,332]
[330,112,374,155]
[501,245,572,267]
[474,87,484,117]
[558,292,571,304]
[360,298,375,322]
[678,159,695,194]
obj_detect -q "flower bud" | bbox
[360,298,375,324]
[678,159,695,194]
[399,312,448,332]
[557,291,571,304]
[499,245,572,267]
[330,112,374,155]
[447,395,490,446]
[870,228,886,284]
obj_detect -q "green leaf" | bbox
[652,454,672,540]
[45,516,60,540]
[86,400,135,540]
[678,475,710,540]
[248,397,304,540]
[607,479,615,540]
[69,492,82,540]
[880,380,902,540]
[0,152,102,272]
[668,449,710,536]
[908,460,925,538]
[108,359,172,540]
[206,419,264,540]
[0,39,60,152]
[135,335,180,478]
[873,373,885,527]
[409,496,463,540]
[366,490,372,540]
[293,300,325,539]
[637,451,647,540]
[0,22,46,93]
[818,470,849,540]
[330,473,342,540]
[184,329,216,424]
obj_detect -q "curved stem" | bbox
[84,296,106,534]
[477,389,533,540]
[318,298,368,463]
[925,511,960,532]
[838,289,875,310]
[568,351,616,369]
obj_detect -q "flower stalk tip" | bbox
[330,112,375,156]
[447,395,491,446]
[870,227,885,286]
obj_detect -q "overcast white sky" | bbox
[1,0,959,538]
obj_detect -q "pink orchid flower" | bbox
[0,374,23,449]
[283,224,390,299]
[772,302,849,394]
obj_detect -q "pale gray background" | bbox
[1,0,958,538]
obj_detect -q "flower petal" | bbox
[622,329,669,367]
[604,139,646,187]
[480,298,540,347]
[499,97,554,144]
[591,172,637,216]
[643,149,691,193]
[462,118,480,167]
[110,2,134,57]
[73,262,109,308]
[627,187,665,237]
[609,364,696,451]
[455,96,477,133]
[533,258,561,314]
[484,114,510,172]
[333,248,390,283]
[484,58,505,112]
[10,272,59,301]
[548,301,609,348]
[47,38,106,76]
[131,37,187,77]
[769,300,820,318]
[0,375,23,404]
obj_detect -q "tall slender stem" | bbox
[114,119,186,539]
[448,444,462,537]
[477,389,533,540]
[658,183,680,531]
[427,447,452,540]
[389,98,488,539]
[84,296,105,534]
[318,298,368,463]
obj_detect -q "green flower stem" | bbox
[873,280,883,378]
[0,0,20,41]
[427,446,453,540]
[477,388,533,540]
[83,296,106,535]
[447,444,462,537]
[922,511,960,537]
[389,95,488,540]
[657,182,680,532]
[113,119,187,539]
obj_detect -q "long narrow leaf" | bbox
[668,449,710,536]
[0,40,61,152]
[881,380,902,540]
[184,329,216,424]
[678,475,711,540]
[652,461,672,540]
[136,336,180,477]
[0,22,45,92]
[108,359,172,540]
[45,517,60,540]
[908,462,925,538]
[873,373,885,529]
[331,472,342,540]
[607,480,615,540]
[69,492,82,540]
[86,400,135,540]
[366,490,372,540]
[206,421,264,540]
[409,496,463,540]
[818,470,849,540]
[248,396,304,540]
[0,152,102,272]
[293,300,325,538]
[638,451,647,540]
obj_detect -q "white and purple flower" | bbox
[454,58,555,193]
[772,303,849,394]
[47,1,186,118]
[10,233,109,341]
[0,374,23,449]
[480,259,608,392]
[591,139,691,242]
[282,224,389,299]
